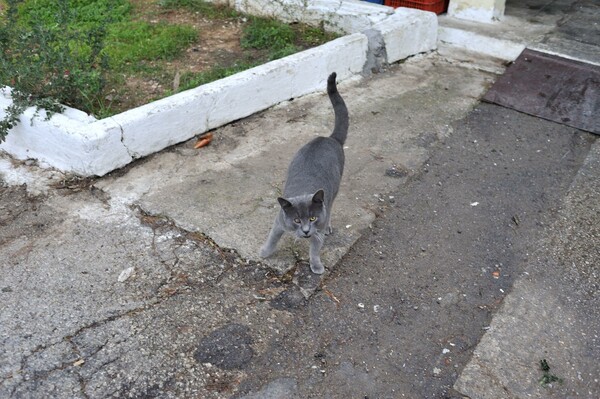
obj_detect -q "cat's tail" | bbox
[327,72,349,145]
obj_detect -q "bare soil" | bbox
[108,1,247,113]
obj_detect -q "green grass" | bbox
[105,21,198,69]
[158,0,239,18]
[177,62,258,92]
[242,17,297,52]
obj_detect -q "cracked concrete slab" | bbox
[97,54,498,295]
[0,186,292,398]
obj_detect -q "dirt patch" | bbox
[0,183,54,247]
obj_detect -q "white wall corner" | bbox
[0,103,132,176]
[373,8,438,64]
[447,0,506,23]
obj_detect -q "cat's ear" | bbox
[312,190,325,204]
[277,197,293,209]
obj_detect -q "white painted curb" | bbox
[0,1,438,177]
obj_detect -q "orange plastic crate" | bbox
[384,0,449,14]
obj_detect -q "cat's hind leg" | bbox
[260,217,285,258]
[308,233,325,274]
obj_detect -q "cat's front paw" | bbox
[309,260,325,275]
[259,245,275,258]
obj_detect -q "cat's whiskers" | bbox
[314,231,325,244]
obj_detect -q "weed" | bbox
[539,359,563,386]
[0,0,110,141]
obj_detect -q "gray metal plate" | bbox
[484,49,599,134]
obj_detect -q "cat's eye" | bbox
[309,216,317,222]
[294,218,301,224]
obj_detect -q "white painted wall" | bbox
[448,0,506,23]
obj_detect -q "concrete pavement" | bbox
[455,136,600,398]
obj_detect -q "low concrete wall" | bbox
[0,1,438,176]
[230,0,394,34]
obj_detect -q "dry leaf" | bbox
[194,132,213,149]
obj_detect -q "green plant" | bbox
[241,17,298,59]
[539,359,563,386]
[0,0,200,140]
[0,0,111,142]
[105,21,197,70]
[158,0,239,19]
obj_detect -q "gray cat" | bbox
[260,72,348,274]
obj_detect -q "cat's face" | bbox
[278,190,326,238]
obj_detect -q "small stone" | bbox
[433,367,441,375]
[117,267,135,282]
[385,164,409,178]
